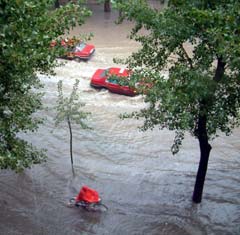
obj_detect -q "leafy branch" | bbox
[54,79,92,166]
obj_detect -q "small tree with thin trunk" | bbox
[54,80,92,166]
[119,0,240,203]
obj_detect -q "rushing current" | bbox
[0,2,239,235]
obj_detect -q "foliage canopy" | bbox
[120,0,240,150]
[0,0,91,171]
[118,0,240,202]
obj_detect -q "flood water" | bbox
[0,2,240,235]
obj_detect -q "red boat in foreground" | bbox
[68,185,108,212]
[90,67,137,96]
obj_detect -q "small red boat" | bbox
[90,67,137,96]
[51,38,95,61]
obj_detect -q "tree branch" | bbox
[180,44,193,69]
[214,56,226,82]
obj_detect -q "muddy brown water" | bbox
[0,2,240,235]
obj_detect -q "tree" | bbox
[55,0,60,8]
[0,0,91,172]
[119,0,240,203]
[95,0,111,12]
[54,80,92,167]
[104,0,111,12]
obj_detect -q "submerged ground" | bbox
[0,2,239,235]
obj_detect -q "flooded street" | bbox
[0,2,240,235]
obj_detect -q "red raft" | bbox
[75,185,101,203]
[68,185,108,211]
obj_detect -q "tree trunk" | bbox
[55,0,60,8]
[192,52,225,204]
[67,117,73,166]
[104,0,111,12]
[118,9,122,18]
[192,114,212,203]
